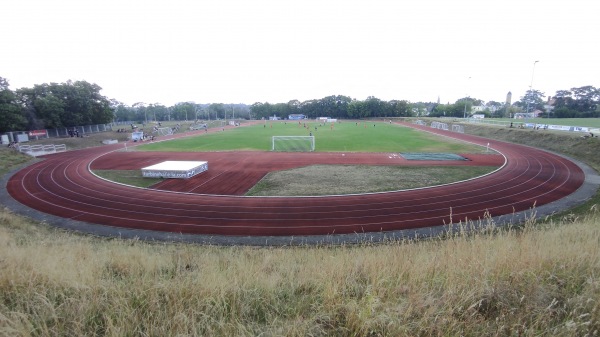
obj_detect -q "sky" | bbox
[2,0,599,106]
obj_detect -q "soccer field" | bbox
[138,120,488,153]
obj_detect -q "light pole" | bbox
[463,76,471,119]
[525,60,539,118]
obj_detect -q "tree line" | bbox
[112,102,252,124]
[0,77,113,133]
[429,86,600,118]
[250,96,413,120]
[1,76,598,134]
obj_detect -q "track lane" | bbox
[6,123,585,237]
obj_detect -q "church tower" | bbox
[505,91,512,118]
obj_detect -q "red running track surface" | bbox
[6,123,585,237]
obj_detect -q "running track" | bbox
[3,123,592,243]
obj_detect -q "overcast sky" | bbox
[2,0,598,106]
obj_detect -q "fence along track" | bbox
[16,144,67,157]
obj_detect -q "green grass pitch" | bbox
[137,120,486,153]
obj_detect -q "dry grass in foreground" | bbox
[0,206,599,336]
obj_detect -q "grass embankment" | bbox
[483,117,600,128]
[1,206,598,335]
[464,123,600,218]
[0,148,32,174]
[0,122,599,335]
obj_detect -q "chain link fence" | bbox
[1,121,135,144]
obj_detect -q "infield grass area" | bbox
[93,170,162,188]
[247,165,497,196]
[97,120,497,195]
[137,120,489,153]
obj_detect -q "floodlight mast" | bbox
[525,60,539,118]
[463,76,471,119]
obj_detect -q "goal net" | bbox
[272,136,315,152]
[157,127,173,136]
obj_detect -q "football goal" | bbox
[272,136,315,152]
[157,127,173,136]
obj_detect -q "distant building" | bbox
[288,114,306,120]
[544,96,555,114]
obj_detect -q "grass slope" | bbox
[486,117,600,128]
[0,204,598,336]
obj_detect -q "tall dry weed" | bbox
[1,208,600,335]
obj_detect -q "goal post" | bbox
[157,127,173,136]
[272,136,315,152]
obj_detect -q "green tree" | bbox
[132,102,148,123]
[516,89,545,113]
[0,77,28,132]
[551,86,599,118]
[346,100,362,119]
[362,96,384,118]
[148,103,169,121]
[208,103,226,120]
[299,99,319,118]
[318,95,351,118]
[113,104,136,122]
[171,102,196,121]
[250,102,270,120]
[17,80,113,128]
[33,94,65,128]
[571,85,599,113]
[388,100,411,117]
[287,100,301,116]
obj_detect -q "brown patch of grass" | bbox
[247,165,497,196]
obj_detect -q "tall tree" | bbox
[208,103,226,120]
[147,103,169,121]
[0,77,28,132]
[571,85,599,113]
[171,102,196,121]
[388,100,411,117]
[17,80,113,128]
[517,89,545,113]
[33,94,65,128]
